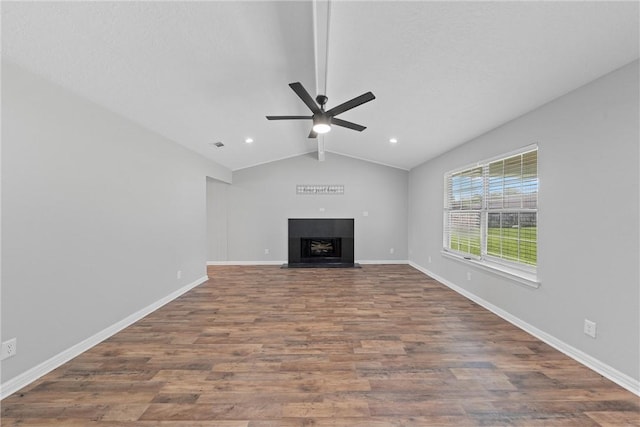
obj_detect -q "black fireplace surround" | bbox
[287,218,355,267]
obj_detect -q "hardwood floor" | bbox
[2,265,638,426]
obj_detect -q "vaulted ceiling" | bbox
[2,1,638,171]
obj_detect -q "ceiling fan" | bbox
[266,82,375,138]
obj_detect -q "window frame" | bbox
[442,144,540,287]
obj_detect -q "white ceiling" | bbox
[2,1,638,171]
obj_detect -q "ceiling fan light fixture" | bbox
[312,115,332,134]
[312,123,331,134]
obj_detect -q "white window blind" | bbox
[444,166,483,258]
[444,147,538,270]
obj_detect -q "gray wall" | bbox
[408,60,639,382]
[1,62,231,383]
[207,177,230,261]
[209,152,408,262]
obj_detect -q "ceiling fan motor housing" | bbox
[314,113,331,125]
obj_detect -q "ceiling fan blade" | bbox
[326,91,375,117]
[266,115,312,120]
[289,82,321,114]
[332,118,366,132]
[308,129,318,138]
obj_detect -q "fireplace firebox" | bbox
[302,238,342,259]
[287,219,356,267]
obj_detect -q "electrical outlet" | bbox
[264,249,269,255]
[176,270,182,280]
[1,338,17,360]
[390,248,395,254]
[466,272,472,281]
[428,255,432,263]
[584,319,597,338]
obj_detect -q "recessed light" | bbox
[389,138,398,144]
[245,138,254,144]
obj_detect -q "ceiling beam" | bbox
[313,0,331,162]
[317,137,326,162]
[313,0,331,97]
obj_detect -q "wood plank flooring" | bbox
[2,265,638,426]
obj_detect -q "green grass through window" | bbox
[487,226,537,265]
[449,234,481,257]
[449,226,537,265]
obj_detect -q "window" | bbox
[444,146,538,276]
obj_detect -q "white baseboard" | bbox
[0,275,208,400]
[357,259,409,264]
[207,260,410,266]
[409,261,640,396]
[207,260,285,266]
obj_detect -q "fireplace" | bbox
[302,238,342,259]
[287,218,356,267]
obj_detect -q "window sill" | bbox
[441,250,540,289]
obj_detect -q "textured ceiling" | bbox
[2,1,638,171]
